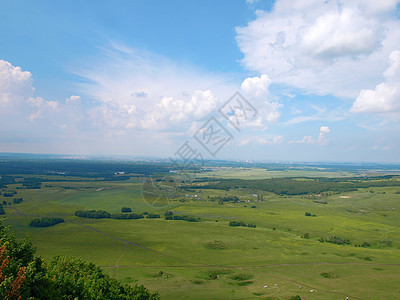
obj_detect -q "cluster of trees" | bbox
[0,221,159,299]
[29,218,64,227]
[0,175,15,188]
[111,213,144,220]
[75,210,163,220]
[193,176,400,195]
[75,210,145,220]
[75,210,111,219]
[164,211,200,222]
[229,221,256,228]
[318,235,351,245]
[0,205,5,215]
[2,191,17,198]
[208,195,239,204]
[22,177,43,189]
[13,198,23,204]
[313,200,328,204]
[121,207,132,213]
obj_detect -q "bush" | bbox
[121,207,132,213]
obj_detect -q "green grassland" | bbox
[1,168,400,299]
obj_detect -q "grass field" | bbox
[1,168,400,299]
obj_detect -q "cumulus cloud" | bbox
[291,126,331,145]
[236,0,400,98]
[0,60,34,109]
[0,59,87,142]
[72,44,238,133]
[239,74,282,129]
[141,90,219,129]
[351,50,400,118]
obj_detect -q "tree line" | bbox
[164,211,200,222]
[229,221,256,228]
[29,218,64,227]
[190,176,400,195]
[75,210,161,220]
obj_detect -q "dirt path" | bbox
[113,242,127,278]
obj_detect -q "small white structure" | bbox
[274,284,278,288]
[263,285,268,288]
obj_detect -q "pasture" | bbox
[1,166,400,299]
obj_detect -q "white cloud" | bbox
[291,126,331,145]
[236,0,400,98]
[239,74,282,129]
[0,60,34,109]
[73,44,236,133]
[140,90,219,129]
[351,50,400,119]
[0,60,87,141]
[258,135,283,145]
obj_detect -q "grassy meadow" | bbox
[1,166,400,299]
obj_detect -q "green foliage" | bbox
[0,175,16,188]
[319,236,351,245]
[0,205,5,215]
[47,256,158,299]
[194,176,400,195]
[0,221,158,299]
[304,212,317,217]
[290,296,302,300]
[2,192,16,198]
[209,195,239,203]
[121,207,132,213]
[22,178,43,189]
[111,213,144,220]
[29,218,64,228]
[164,211,200,222]
[75,210,111,219]
[12,198,23,204]
[320,272,339,279]
[229,221,256,228]
[146,213,160,219]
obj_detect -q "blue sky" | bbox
[1,0,400,162]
